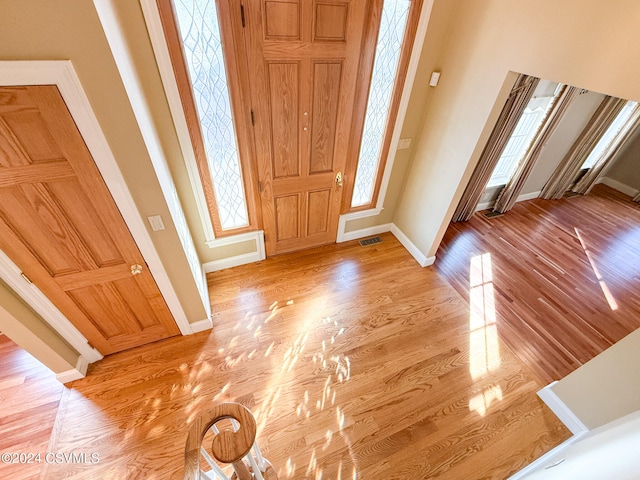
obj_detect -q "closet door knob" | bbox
[130,264,143,275]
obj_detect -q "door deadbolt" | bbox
[335,171,343,188]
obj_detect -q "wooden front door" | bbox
[0,86,179,355]
[240,0,368,256]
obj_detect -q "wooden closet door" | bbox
[240,0,368,256]
[0,86,179,355]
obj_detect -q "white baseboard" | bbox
[189,317,213,333]
[340,223,393,243]
[537,381,589,435]
[517,190,541,202]
[509,381,591,479]
[390,224,435,267]
[507,431,587,480]
[203,231,266,272]
[56,355,89,384]
[476,190,541,212]
[598,176,639,197]
[201,217,433,272]
[476,200,494,211]
[337,208,384,243]
[337,215,436,268]
[203,251,264,273]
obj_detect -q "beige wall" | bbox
[0,1,207,326]
[521,91,605,194]
[0,281,78,374]
[392,0,640,258]
[105,0,221,265]
[474,89,605,209]
[603,127,640,192]
[363,0,640,436]
[551,328,640,430]
[344,0,460,234]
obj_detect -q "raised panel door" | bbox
[241,0,367,255]
[0,86,179,354]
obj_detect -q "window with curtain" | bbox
[581,100,639,169]
[487,81,560,188]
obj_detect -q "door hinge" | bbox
[250,109,255,126]
[240,4,246,28]
[20,272,33,284]
[258,181,262,194]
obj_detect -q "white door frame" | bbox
[0,60,193,362]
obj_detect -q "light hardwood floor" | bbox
[436,184,640,384]
[0,335,64,480]
[1,233,569,479]
[11,185,638,478]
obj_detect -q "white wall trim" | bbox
[0,250,102,363]
[336,213,437,268]
[390,224,436,267]
[205,230,265,251]
[337,208,384,243]
[188,318,214,333]
[598,176,639,198]
[203,231,266,272]
[139,0,216,243]
[55,355,89,384]
[476,200,494,212]
[340,223,393,243]
[506,431,588,480]
[537,381,590,436]
[344,218,434,265]
[93,2,210,333]
[476,190,541,212]
[204,252,264,273]
[517,190,542,202]
[376,0,435,209]
[0,59,193,336]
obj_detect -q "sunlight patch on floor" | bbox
[468,253,503,416]
[469,384,503,416]
[469,253,500,380]
[259,300,357,479]
[575,227,618,310]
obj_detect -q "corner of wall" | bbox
[0,280,83,376]
[55,355,89,384]
[537,381,589,435]
[390,224,435,267]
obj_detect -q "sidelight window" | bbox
[351,0,413,208]
[173,0,249,231]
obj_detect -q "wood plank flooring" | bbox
[2,230,571,479]
[436,184,640,384]
[9,184,636,478]
[0,334,64,480]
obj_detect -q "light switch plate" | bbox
[398,138,412,150]
[147,215,165,231]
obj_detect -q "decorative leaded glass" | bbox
[351,0,411,207]
[174,0,249,230]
